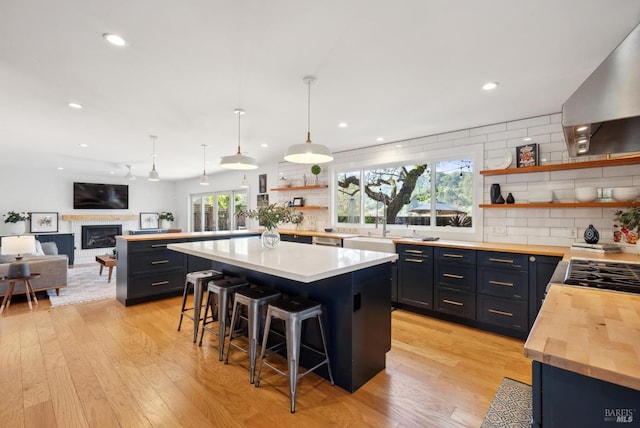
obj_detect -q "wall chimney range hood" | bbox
[563,23,640,158]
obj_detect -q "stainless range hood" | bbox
[563,23,640,158]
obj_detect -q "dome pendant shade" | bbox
[220,108,258,170]
[284,76,333,164]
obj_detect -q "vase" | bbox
[8,221,26,235]
[506,193,515,204]
[261,227,281,249]
[583,224,600,244]
[161,219,171,229]
[490,183,501,204]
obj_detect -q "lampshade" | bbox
[220,108,258,170]
[1,235,36,257]
[148,135,160,181]
[284,76,333,164]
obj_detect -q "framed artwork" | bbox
[292,197,304,207]
[259,174,267,193]
[140,212,159,229]
[516,143,539,168]
[29,212,58,233]
[257,194,269,208]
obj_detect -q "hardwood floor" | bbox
[0,296,531,427]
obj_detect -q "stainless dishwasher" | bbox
[312,236,342,247]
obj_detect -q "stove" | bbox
[564,259,640,294]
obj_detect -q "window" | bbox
[190,189,248,232]
[335,158,473,229]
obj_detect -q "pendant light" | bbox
[124,164,136,180]
[284,76,333,164]
[148,135,160,181]
[220,108,258,170]
[240,174,249,188]
[200,144,210,185]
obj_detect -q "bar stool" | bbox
[224,286,282,383]
[255,296,334,413]
[199,277,249,360]
[177,270,223,342]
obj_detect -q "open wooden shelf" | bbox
[270,184,328,191]
[62,215,139,220]
[480,201,640,209]
[294,206,328,210]
[480,156,640,176]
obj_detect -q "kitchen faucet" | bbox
[376,200,388,237]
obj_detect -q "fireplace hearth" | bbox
[82,225,122,249]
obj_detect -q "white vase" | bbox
[8,221,25,235]
[161,219,171,229]
[261,227,280,249]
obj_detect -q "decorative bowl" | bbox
[324,228,333,233]
[575,187,597,202]
[528,190,553,203]
[612,187,640,202]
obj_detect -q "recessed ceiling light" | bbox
[576,126,588,132]
[523,137,532,141]
[57,167,64,171]
[260,143,268,148]
[376,137,384,142]
[338,122,348,128]
[482,82,498,91]
[109,171,115,175]
[68,102,83,109]
[103,33,127,47]
[395,144,403,148]
[79,143,88,148]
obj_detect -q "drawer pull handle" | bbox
[405,258,424,263]
[151,281,169,286]
[488,308,513,317]
[443,299,463,307]
[406,249,423,254]
[443,253,463,258]
[489,257,514,264]
[443,273,464,279]
[151,260,169,265]
[489,280,514,287]
[151,244,168,248]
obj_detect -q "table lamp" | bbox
[1,235,36,278]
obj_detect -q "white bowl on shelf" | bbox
[612,187,639,202]
[528,190,554,203]
[575,187,598,202]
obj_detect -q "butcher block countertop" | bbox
[277,229,360,239]
[525,285,640,391]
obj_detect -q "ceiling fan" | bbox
[124,164,136,180]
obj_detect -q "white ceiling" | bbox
[1,1,639,180]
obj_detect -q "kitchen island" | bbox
[168,237,398,393]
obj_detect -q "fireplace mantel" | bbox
[62,215,138,221]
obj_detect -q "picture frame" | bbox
[516,143,539,168]
[140,212,159,229]
[292,197,304,207]
[29,212,58,233]
[259,174,267,194]
[257,194,269,208]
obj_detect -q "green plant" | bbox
[614,206,640,233]
[311,165,321,176]
[448,213,471,227]
[158,212,175,221]
[3,211,30,224]
[238,204,303,230]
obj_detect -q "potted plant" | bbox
[158,212,175,229]
[311,164,321,184]
[614,206,640,246]
[3,211,30,235]
[238,204,303,248]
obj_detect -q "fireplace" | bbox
[82,225,122,249]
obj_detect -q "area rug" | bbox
[47,265,116,308]
[481,377,532,428]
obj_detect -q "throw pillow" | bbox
[34,240,45,256]
[0,254,15,263]
[41,242,59,256]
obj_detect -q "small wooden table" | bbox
[0,273,41,314]
[96,255,117,283]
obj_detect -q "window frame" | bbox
[189,189,248,232]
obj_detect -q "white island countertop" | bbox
[168,237,398,283]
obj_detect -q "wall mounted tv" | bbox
[73,182,129,209]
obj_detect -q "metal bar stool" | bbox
[224,286,282,383]
[178,270,223,342]
[199,276,249,360]
[255,296,334,413]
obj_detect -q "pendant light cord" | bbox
[151,135,157,169]
[237,111,242,155]
[306,79,312,143]
[202,145,207,173]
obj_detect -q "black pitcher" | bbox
[490,183,501,204]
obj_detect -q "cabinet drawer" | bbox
[434,287,476,319]
[128,271,186,298]
[129,239,177,253]
[398,258,433,309]
[478,251,528,270]
[478,267,528,300]
[397,244,433,260]
[477,294,528,332]
[435,263,476,291]
[130,251,185,274]
[434,247,475,265]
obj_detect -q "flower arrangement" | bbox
[4,211,30,224]
[238,203,303,230]
[158,212,175,221]
[614,206,640,244]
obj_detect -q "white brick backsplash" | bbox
[507,116,550,130]
[550,113,562,123]
[484,140,508,151]
[453,134,487,146]
[603,164,640,178]
[470,123,506,136]
[527,123,563,136]
[487,128,528,142]
[506,171,550,183]
[437,129,469,142]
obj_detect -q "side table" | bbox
[95,255,117,283]
[0,273,41,314]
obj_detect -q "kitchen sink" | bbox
[342,236,397,253]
